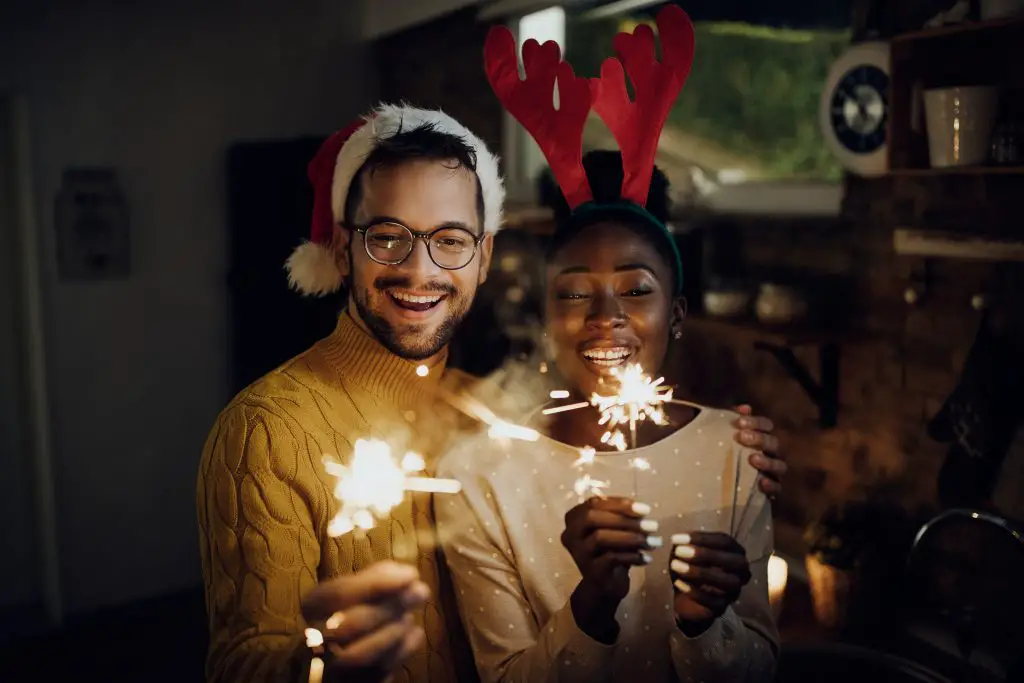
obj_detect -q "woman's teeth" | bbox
[582,347,631,365]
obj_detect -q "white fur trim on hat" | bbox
[331,103,506,234]
[285,241,343,297]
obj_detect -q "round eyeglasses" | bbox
[348,221,484,271]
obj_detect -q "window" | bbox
[507,1,852,215]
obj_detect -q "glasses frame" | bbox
[345,221,485,271]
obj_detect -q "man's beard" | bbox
[352,275,474,361]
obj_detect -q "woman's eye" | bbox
[624,287,652,297]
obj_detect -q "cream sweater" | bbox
[436,406,778,683]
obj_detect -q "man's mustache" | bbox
[374,277,457,296]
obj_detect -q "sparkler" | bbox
[324,439,462,537]
[571,446,608,501]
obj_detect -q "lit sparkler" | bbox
[571,446,608,501]
[324,439,462,537]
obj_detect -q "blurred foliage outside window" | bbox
[565,10,851,196]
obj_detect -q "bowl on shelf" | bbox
[755,283,808,325]
[703,289,751,318]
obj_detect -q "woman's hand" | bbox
[732,405,786,498]
[669,532,751,637]
[562,496,660,643]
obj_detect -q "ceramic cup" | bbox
[923,86,999,168]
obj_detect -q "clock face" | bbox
[829,65,889,154]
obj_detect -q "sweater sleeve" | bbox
[435,455,616,683]
[668,488,779,682]
[197,403,322,683]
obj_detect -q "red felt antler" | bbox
[484,26,594,209]
[590,5,695,206]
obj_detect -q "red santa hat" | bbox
[285,103,505,297]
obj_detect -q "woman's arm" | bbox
[667,490,779,682]
[435,457,617,683]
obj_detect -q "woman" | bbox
[436,152,778,683]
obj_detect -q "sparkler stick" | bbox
[324,439,462,537]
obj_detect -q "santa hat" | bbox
[285,103,505,297]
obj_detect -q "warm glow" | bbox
[416,364,429,377]
[768,554,789,615]
[550,389,571,399]
[488,420,540,442]
[304,628,324,648]
[324,439,461,536]
[308,656,324,683]
[591,363,672,450]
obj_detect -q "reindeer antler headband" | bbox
[485,5,694,292]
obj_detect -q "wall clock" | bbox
[820,41,890,176]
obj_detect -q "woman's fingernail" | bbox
[675,545,696,559]
[671,533,691,545]
[674,579,692,594]
[646,536,663,548]
[632,502,651,516]
[640,551,653,564]
[640,519,659,532]
[743,430,757,444]
[325,612,344,630]
[671,559,690,574]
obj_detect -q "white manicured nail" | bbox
[326,612,344,630]
[674,579,692,594]
[640,551,653,564]
[632,502,651,516]
[675,545,695,559]
[640,519,659,532]
[671,559,690,574]
[646,536,663,548]
[671,533,691,545]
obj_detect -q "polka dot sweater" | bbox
[436,407,778,683]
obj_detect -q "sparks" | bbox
[324,439,461,536]
[549,389,570,399]
[631,457,651,471]
[573,473,609,499]
[591,363,673,450]
[415,364,429,377]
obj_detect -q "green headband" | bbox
[564,201,684,296]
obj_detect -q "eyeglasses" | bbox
[347,221,484,271]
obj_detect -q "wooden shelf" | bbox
[888,166,1024,176]
[894,228,1024,262]
[891,16,1024,43]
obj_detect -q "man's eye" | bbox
[556,291,588,301]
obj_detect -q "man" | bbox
[196,103,785,683]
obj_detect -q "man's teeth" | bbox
[391,291,443,304]
[582,347,631,361]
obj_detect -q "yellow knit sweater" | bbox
[197,312,478,683]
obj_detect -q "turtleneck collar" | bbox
[319,310,448,408]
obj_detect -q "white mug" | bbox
[923,86,999,168]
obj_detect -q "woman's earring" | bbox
[673,331,682,340]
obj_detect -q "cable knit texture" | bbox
[197,311,478,683]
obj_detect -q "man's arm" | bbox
[197,403,319,683]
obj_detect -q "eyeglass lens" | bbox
[364,222,477,269]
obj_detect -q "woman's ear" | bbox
[670,296,687,340]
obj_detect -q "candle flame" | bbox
[324,439,462,536]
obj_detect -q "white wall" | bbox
[0,0,376,617]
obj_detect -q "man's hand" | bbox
[561,497,659,643]
[301,561,429,683]
[669,532,751,637]
[732,405,786,498]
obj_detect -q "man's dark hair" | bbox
[343,123,485,230]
